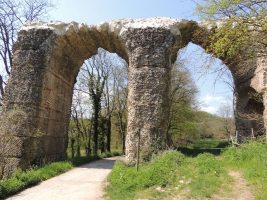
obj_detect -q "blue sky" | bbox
[49,0,233,114]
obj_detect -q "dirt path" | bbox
[228,171,254,200]
[7,157,118,200]
[213,170,254,200]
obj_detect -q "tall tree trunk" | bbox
[76,134,81,158]
[122,130,126,155]
[117,112,126,154]
[100,116,105,153]
[86,122,92,157]
[106,115,111,152]
[93,104,99,156]
[0,75,4,99]
[70,138,75,159]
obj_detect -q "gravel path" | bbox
[7,157,118,200]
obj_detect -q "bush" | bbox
[0,178,25,198]
[112,151,121,156]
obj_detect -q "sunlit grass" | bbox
[0,150,122,199]
[0,162,72,199]
[106,139,267,200]
[222,140,267,200]
[106,151,228,200]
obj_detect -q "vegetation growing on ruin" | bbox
[197,0,267,62]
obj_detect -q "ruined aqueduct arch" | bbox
[0,17,266,177]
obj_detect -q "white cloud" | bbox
[201,94,227,104]
[199,94,230,114]
[200,106,217,114]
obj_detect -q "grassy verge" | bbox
[106,140,266,200]
[0,151,122,199]
[0,162,72,199]
[106,151,229,200]
[222,140,267,200]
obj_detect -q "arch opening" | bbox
[69,47,128,158]
[177,42,265,140]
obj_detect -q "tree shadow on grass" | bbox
[177,140,230,157]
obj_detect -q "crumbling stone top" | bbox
[21,17,195,37]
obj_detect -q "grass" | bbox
[106,151,228,200]
[222,140,267,200]
[0,150,122,199]
[106,139,267,200]
[0,162,72,199]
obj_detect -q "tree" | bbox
[70,89,92,158]
[71,48,128,156]
[112,62,128,154]
[217,103,235,140]
[0,0,53,104]
[79,49,110,156]
[195,0,267,140]
[102,56,128,153]
[167,59,199,146]
[195,0,267,61]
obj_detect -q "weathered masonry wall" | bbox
[0,18,265,177]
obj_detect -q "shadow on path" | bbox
[78,158,116,170]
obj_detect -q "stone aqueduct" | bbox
[0,17,266,177]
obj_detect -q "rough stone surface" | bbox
[0,17,265,177]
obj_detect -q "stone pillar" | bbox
[0,29,57,178]
[122,28,175,162]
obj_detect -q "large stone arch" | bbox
[0,17,265,177]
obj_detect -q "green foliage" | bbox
[0,162,72,199]
[70,156,98,166]
[197,0,267,61]
[0,178,25,198]
[189,153,226,198]
[170,105,229,146]
[106,150,228,200]
[0,150,121,199]
[207,20,250,59]
[107,140,266,199]
[197,0,267,19]
[106,151,185,200]
[222,141,267,199]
